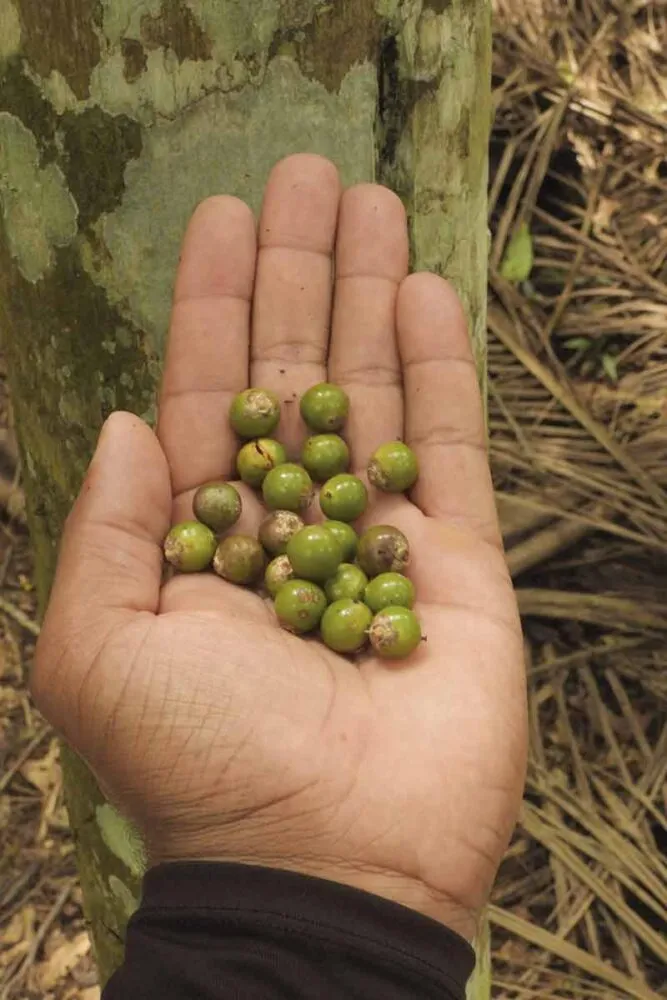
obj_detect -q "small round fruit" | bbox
[258,510,305,556]
[369,607,422,660]
[320,474,368,522]
[321,600,373,655]
[265,555,295,598]
[164,521,217,573]
[301,434,350,482]
[213,535,265,586]
[193,482,242,533]
[237,438,287,488]
[230,388,281,439]
[262,464,313,513]
[357,525,410,577]
[364,573,416,613]
[368,441,419,493]
[286,525,343,583]
[323,521,359,562]
[325,563,369,603]
[275,580,327,635]
[300,383,349,433]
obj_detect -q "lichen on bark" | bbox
[0,1,492,989]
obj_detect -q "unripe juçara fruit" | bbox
[368,441,419,494]
[230,388,281,439]
[357,525,410,577]
[164,521,217,573]
[193,482,242,533]
[258,510,305,556]
[213,535,265,586]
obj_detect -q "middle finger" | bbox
[251,155,341,458]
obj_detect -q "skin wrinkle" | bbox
[171,290,253,307]
[402,354,477,373]
[251,343,327,365]
[332,365,402,387]
[98,621,154,757]
[159,384,241,402]
[259,242,335,260]
[335,271,402,283]
[405,426,488,453]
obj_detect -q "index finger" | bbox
[158,196,256,504]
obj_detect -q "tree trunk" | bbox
[0,0,492,990]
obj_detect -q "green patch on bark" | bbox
[0,113,77,282]
[88,56,377,351]
[0,0,22,61]
[60,107,143,227]
[15,0,101,98]
[0,57,58,161]
[97,805,147,878]
[108,876,140,921]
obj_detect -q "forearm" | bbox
[103,863,475,999]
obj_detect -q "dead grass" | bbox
[491,1,667,996]
[1,2,666,997]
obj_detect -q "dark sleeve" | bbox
[103,863,475,999]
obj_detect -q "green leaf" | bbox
[467,912,492,1000]
[500,222,534,283]
[565,337,591,352]
[602,353,619,382]
[556,60,576,85]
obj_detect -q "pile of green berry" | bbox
[163,384,423,661]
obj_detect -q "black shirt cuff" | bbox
[104,862,476,999]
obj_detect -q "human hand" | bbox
[32,155,527,942]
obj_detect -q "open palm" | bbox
[33,155,527,941]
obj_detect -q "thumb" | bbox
[32,412,171,719]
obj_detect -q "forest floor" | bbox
[1,2,666,998]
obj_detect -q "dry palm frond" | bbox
[490,2,667,997]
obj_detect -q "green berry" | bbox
[320,474,368,522]
[321,600,373,655]
[301,434,350,482]
[265,555,295,597]
[262,463,313,513]
[357,525,410,577]
[258,510,305,556]
[286,525,343,583]
[325,564,368,603]
[364,573,415,613]
[369,607,423,660]
[164,521,217,573]
[230,388,281,439]
[322,521,359,562]
[368,441,419,493]
[213,535,265,586]
[193,482,242,533]
[300,383,349,433]
[275,580,327,635]
[237,438,287,488]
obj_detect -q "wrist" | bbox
[287,861,478,942]
[152,845,478,941]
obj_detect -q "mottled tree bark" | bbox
[0,0,492,992]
